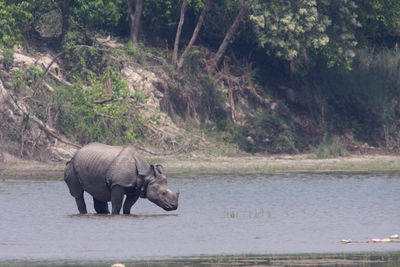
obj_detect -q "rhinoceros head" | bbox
[144,164,179,211]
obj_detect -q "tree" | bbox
[172,0,187,67]
[212,0,247,69]
[140,0,181,40]
[58,0,69,41]
[0,0,33,47]
[356,0,400,47]
[128,0,143,44]
[71,0,125,35]
[250,0,360,69]
[176,0,212,71]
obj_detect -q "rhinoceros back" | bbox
[73,143,123,201]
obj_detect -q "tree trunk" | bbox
[128,0,143,44]
[172,0,188,68]
[212,1,247,69]
[177,0,212,71]
[58,0,70,41]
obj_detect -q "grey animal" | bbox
[64,143,179,214]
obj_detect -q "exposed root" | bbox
[214,57,272,124]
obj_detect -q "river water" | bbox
[1,172,400,262]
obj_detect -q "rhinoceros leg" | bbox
[75,196,87,214]
[111,185,125,214]
[93,198,110,214]
[123,193,140,214]
[65,161,87,214]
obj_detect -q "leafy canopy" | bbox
[250,0,360,68]
[0,0,33,47]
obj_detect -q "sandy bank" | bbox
[1,152,400,179]
[164,153,400,174]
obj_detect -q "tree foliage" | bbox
[356,0,400,47]
[250,0,360,68]
[72,0,126,32]
[54,70,143,145]
[0,1,33,47]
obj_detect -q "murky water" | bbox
[1,172,400,262]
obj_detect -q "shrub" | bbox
[2,47,14,71]
[356,48,400,88]
[319,47,400,148]
[312,137,348,159]
[53,71,143,145]
[126,41,146,63]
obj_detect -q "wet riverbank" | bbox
[1,152,400,179]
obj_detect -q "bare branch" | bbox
[94,98,114,105]
[32,51,65,97]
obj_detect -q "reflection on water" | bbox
[0,172,400,261]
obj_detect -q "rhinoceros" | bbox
[64,143,179,214]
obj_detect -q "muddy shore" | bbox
[1,152,400,179]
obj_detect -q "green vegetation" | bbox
[2,47,14,70]
[53,71,144,145]
[223,208,269,219]
[250,0,359,68]
[223,209,238,219]
[2,0,400,158]
[206,119,243,145]
[312,137,348,159]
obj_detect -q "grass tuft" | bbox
[312,137,348,159]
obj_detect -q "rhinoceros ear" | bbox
[150,164,164,178]
[134,154,151,177]
[156,164,164,174]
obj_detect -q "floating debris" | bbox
[370,238,382,243]
[341,234,400,244]
[369,238,392,243]
[111,264,125,267]
[390,234,399,239]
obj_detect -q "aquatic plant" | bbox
[249,208,265,219]
[223,209,238,218]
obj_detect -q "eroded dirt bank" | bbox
[1,152,400,179]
